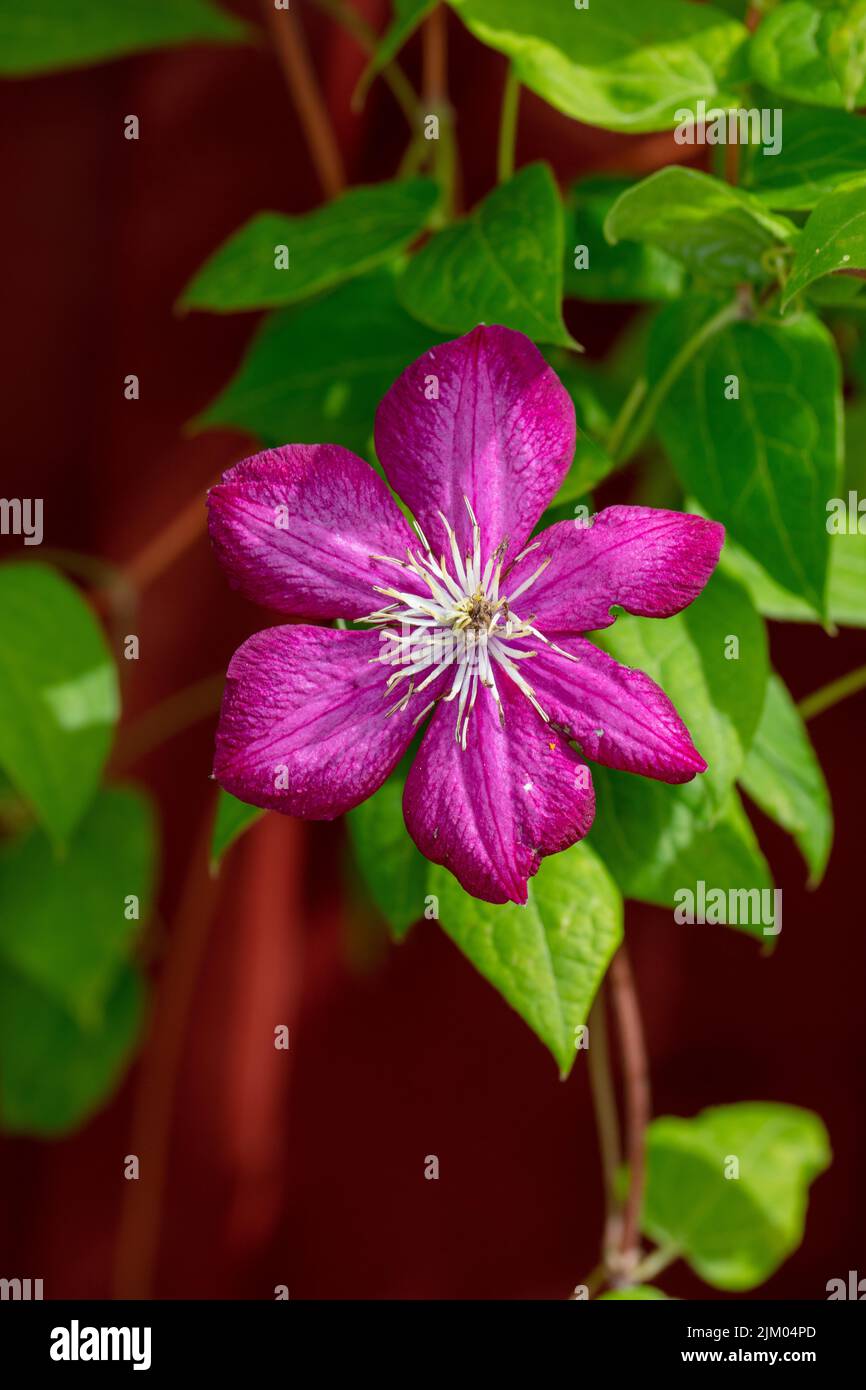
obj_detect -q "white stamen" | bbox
[360,512,561,746]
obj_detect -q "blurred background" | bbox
[0,0,864,1299]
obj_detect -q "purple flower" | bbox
[208,325,724,905]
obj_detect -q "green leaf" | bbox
[650,297,843,617]
[739,674,833,884]
[598,1286,670,1300]
[604,169,798,286]
[193,268,443,458]
[347,763,429,941]
[588,570,771,923]
[782,179,866,308]
[0,787,155,1029]
[750,1,866,110]
[596,570,769,819]
[446,0,748,133]
[741,108,866,211]
[643,1102,831,1290]
[180,179,439,313]
[0,0,247,75]
[0,563,119,844]
[355,0,435,102]
[432,841,622,1076]
[720,526,866,627]
[592,780,773,931]
[565,176,684,303]
[210,790,265,872]
[0,962,144,1136]
[397,163,578,348]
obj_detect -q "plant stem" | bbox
[608,944,651,1274]
[496,66,520,184]
[313,0,419,130]
[798,663,866,722]
[423,5,457,221]
[121,482,213,591]
[630,1242,681,1286]
[260,0,346,199]
[111,673,225,771]
[587,988,623,1265]
[613,297,744,465]
[569,1263,607,1299]
[605,377,647,463]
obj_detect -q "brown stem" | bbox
[122,481,214,591]
[607,944,651,1274]
[260,0,346,199]
[114,805,221,1297]
[111,673,225,772]
[423,5,447,105]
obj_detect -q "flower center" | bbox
[360,497,578,749]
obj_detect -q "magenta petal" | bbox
[505,507,724,633]
[528,636,706,784]
[375,325,575,568]
[207,444,424,619]
[214,626,417,817]
[403,681,595,905]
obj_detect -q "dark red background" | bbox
[1,1,864,1299]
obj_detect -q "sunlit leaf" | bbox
[643,1103,831,1290]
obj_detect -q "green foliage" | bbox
[589,571,771,922]
[650,298,842,617]
[783,178,866,306]
[347,763,428,942]
[740,674,833,884]
[0,563,119,845]
[181,180,439,313]
[750,1,866,110]
[741,108,866,210]
[398,164,577,348]
[0,787,154,1136]
[0,963,144,1136]
[643,1103,831,1290]
[211,790,265,872]
[195,269,442,458]
[605,169,798,286]
[0,0,247,75]
[0,787,155,1029]
[564,176,685,303]
[432,843,622,1077]
[720,527,866,626]
[446,0,748,132]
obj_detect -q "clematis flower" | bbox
[208,325,724,905]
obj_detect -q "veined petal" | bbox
[528,636,706,784]
[505,507,724,633]
[214,626,421,817]
[375,325,575,569]
[403,681,595,905]
[207,445,425,619]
